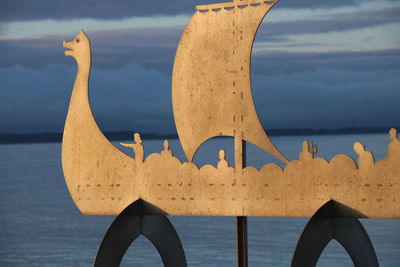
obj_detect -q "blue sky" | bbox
[0,0,399,134]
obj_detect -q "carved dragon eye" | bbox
[76,39,80,43]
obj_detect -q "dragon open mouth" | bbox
[63,41,74,56]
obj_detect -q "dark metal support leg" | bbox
[291,217,333,267]
[237,216,248,267]
[291,200,378,267]
[142,215,187,266]
[334,218,379,267]
[94,199,187,267]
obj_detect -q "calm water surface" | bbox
[0,134,399,266]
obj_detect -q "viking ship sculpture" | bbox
[62,0,400,220]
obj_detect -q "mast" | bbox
[235,133,248,267]
[172,0,287,163]
[235,133,245,170]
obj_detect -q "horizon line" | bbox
[0,126,397,144]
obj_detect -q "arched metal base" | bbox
[291,200,378,267]
[94,199,187,267]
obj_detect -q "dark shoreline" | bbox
[0,127,396,144]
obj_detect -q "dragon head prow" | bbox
[63,30,90,60]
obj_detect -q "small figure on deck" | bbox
[388,128,400,159]
[120,133,144,162]
[161,140,173,157]
[299,141,316,161]
[354,141,374,169]
[217,149,229,169]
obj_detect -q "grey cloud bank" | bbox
[0,0,362,22]
[258,8,400,37]
[0,27,183,72]
[252,69,400,129]
[0,64,174,133]
[0,0,399,134]
[1,61,398,134]
[252,49,400,75]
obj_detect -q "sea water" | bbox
[0,134,399,266]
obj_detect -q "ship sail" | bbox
[172,0,288,163]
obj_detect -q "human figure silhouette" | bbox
[353,142,374,169]
[161,140,173,157]
[217,149,229,169]
[299,141,316,161]
[120,133,144,162]
[388,128,400,158]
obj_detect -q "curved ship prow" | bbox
[62,30,136,215]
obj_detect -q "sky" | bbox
[0,0,399,134]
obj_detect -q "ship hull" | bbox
[70,151,400,219]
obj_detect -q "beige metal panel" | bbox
[62,31,136,215]
[172,0,287,163]
[61,8,399,218]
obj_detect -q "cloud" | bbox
[1,0,399,134]
[4,1,398,41]
[0,36,66,69]
[1,61,399,134]
[89,27,182,74]
[1,24,399,78]
[0,64,175,133]
[252,49,400,75]
[259,8,400,37]
[275,0,361,10]
[251,68,400,129]
[0,64,74,132]
[0,15,190,40]
[0,27,183,74]
[0,0,362,22]
[1,0,398,72]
